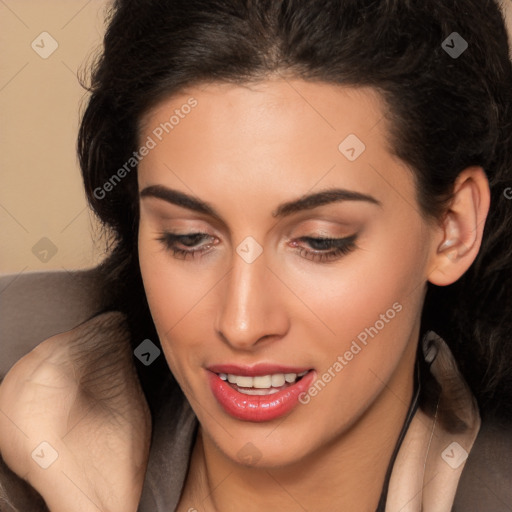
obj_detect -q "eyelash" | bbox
[156,232,357,263]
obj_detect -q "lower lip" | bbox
[207,370,317,422]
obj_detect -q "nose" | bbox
[215,245,289,351]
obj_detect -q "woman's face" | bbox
[137,79,438,467]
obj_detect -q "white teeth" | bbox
[236,376,253,388]
[271,374,285,387]
[218,371,309,389]
[253,375,272,388]
[238,387,281,395]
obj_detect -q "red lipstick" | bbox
[206,364,316,422]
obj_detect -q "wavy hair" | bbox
[78,0,512,420]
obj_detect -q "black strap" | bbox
[375,356,422,512]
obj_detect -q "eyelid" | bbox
[159,231,217,248]
[283,215,360,235]
[156,230,358,264]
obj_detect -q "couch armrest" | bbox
[0,268,104,378]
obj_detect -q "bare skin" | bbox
[0,80,489,511]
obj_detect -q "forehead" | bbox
[139,79,387,148]
[137,79,414,212]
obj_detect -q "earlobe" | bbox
[428,166,490,286]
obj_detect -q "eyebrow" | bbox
[139,185,381,221]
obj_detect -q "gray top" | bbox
[137,374,198,511]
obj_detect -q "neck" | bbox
[180,340,417,512]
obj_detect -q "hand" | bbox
[0,312,151,512]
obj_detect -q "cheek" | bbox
[284,218,428,398]
[137,224,222,376]
[285,219,426,333]
[138,220,213,321]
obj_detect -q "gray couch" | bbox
[0,268,103,380]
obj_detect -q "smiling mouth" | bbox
[207,368,317,422]
[215,370,310,395]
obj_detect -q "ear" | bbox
[428,166,490,286]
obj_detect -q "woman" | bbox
[1,0,511,510]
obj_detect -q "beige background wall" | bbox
[1,0,108,275]
[1,1,512,276]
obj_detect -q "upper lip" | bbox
[207,363,312,376]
